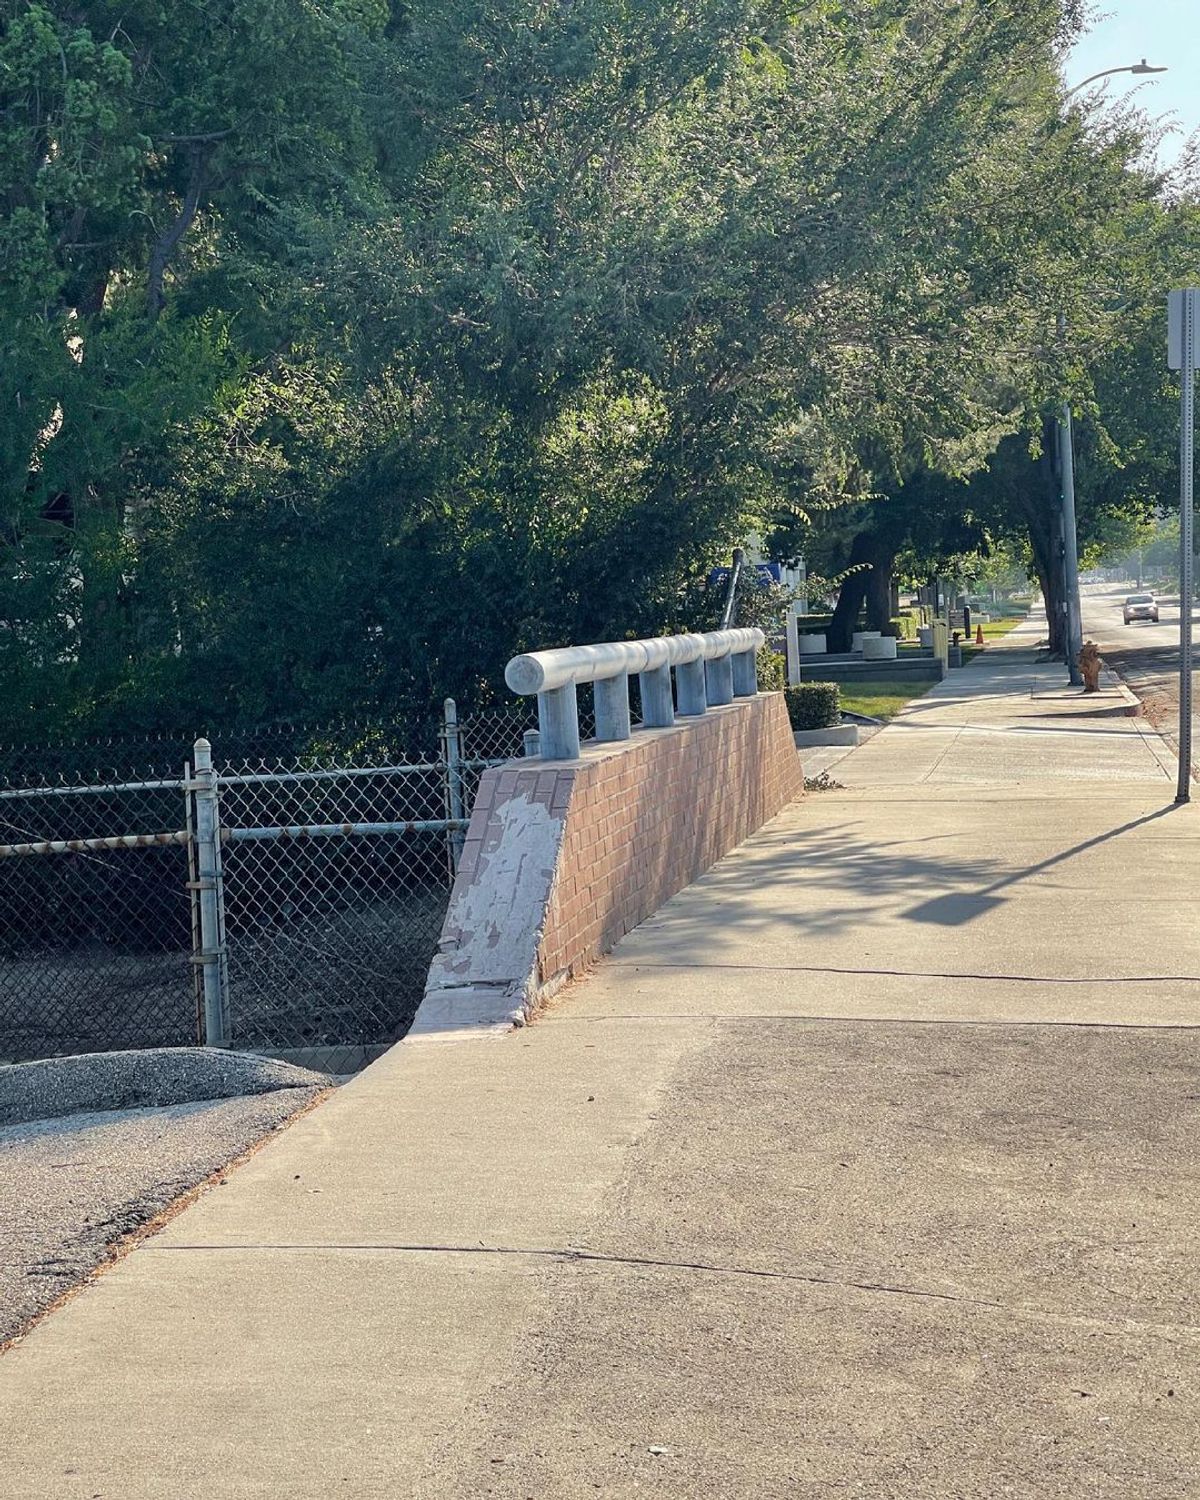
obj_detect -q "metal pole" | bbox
[720,548,745,630]
[1059,403,1084,685]
[191,737,230,1047]
[1177,293,1196,803]
[184,758,203,1044]
[442,698,466,872]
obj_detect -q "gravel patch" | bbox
[0,1086,325,1347]
[0,1047,329,1128]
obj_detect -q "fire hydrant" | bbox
[1078,640,1103,693]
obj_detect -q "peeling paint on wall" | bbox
[425,792,563,993]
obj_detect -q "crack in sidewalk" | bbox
[605,958,1200,985]
[152,1239,1002,1308]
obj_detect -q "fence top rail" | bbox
[505,627,765,696]
[224,818,468,842]
[0,829,189,858]
[215,762,445,788]
[0,775,186,802]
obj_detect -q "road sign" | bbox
[1170,289,1199,801]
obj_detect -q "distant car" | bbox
[1123,592,1159,624]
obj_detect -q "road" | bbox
[1079,583,1198,766]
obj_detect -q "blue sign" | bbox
[708,562,782,591]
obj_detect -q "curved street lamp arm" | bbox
[1064,60,1167,100]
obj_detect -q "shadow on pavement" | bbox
[905,802,1181,927]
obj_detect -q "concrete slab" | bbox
[413,1020,1200,1500]
[147,1018,707,1249]
[588,787,1200,993]
[2,1248,537,1500]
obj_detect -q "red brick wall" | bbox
[536,693,801,991]
[418,693,802,1031]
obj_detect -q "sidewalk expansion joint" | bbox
[151,1241,1001,1308]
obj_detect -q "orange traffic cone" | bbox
[975,623,984,646]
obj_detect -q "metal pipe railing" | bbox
[505,627,766,760]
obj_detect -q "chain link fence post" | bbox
[441,699,466,875]
[191,737,231,1047]
[184,755,204,1043]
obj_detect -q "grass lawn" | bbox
[838,678,936,721]
[961,615,1026,662]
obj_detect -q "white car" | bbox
[1123,593,1159,624]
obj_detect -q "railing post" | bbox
[732,649,758,697]
[639,664,675,728]
[442,698,466,873]
[675,659,707,716]
[594,672,632,742]
[191,737,230,1048]
[705,654,734,705]
[537,683,581,760]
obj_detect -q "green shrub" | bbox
[785,681,840,730]
[887,611,919,640]
[756,649,786,692]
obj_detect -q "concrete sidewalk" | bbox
[4,629,1200,1498]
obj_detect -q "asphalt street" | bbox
[1079,583,1199,760]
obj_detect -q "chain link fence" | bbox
[0,770,195,1063]
[0,704,534,1071]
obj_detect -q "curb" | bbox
[1098,668,1142,716]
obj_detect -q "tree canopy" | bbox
[2,0,1196,736]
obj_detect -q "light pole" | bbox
[1058,397,1084,685]
[1169,290,1198,803]
[1054,60,1166,686]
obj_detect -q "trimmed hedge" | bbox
[785,681,840,730]
[883,610,920,640]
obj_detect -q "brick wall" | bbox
[416,692,802,1033]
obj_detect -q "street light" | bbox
[1055,60,1166,686]
[1064,60,1167,99]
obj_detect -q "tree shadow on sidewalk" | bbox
[630,801,1184,964]
[905,803,1181,927]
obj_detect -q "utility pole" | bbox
[1055,311,1084,686]
[1169,289,1198,802]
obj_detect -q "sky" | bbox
[1066,1,1199,166]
